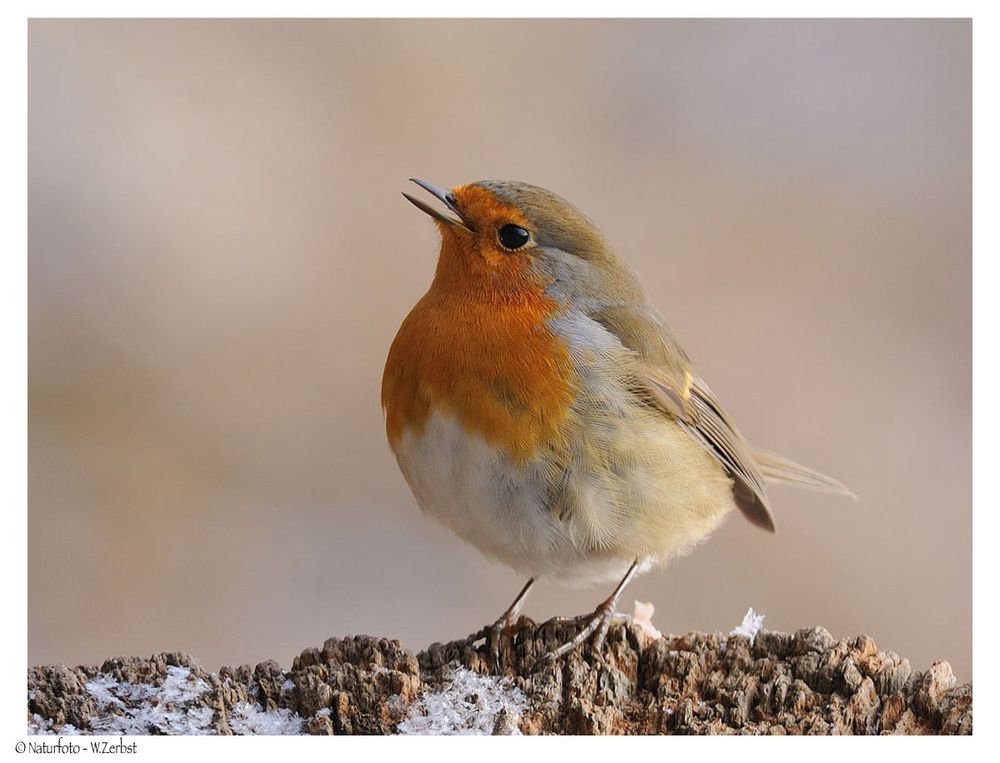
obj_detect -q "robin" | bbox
[382,179,853,667]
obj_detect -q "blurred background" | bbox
[28,20,971,679]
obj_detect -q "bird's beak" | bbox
[402,178,474,233]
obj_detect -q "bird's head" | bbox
[403,179,623,300]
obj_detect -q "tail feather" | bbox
[752,448,857,500]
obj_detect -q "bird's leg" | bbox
[533,560,641,670]
[491,577,535,640]
[469,577,535,670]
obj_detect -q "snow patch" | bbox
[31,664,308,736]
[397,666,529,735]
[228,702,304,735]
[80,665,214,735]
[730,607,766,643]
[84,675,125,708]
[28,714,82,735]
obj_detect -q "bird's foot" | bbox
[465,613,521,672]
[486,613,517,672]
[532,605,630,672]
[470,578,535,673]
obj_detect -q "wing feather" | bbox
[684,379,775,531]
[752,448,856,498]
[591,304,775,531]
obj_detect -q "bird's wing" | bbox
[589,304,776,532]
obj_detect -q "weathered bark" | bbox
[27,619,972,735]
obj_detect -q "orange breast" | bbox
[381,275,575,465]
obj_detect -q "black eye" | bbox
[498,224,530,250]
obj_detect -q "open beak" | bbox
[402,178,474,232]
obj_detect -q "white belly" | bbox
[391,407,735,587]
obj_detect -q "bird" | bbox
[381,178,853,667]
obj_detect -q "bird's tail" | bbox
[752,448,857,499]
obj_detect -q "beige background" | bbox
[28,20,971,679]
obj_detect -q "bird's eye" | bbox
[498,224,530,251]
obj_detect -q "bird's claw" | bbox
[530,603,622,672]
[484,615,516,672]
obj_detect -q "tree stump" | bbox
[27,619,972,735]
